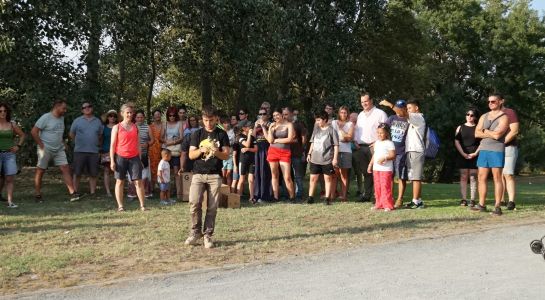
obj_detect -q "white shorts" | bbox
[503,146,518,175]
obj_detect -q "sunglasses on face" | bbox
[466,113,475,117]
[488,100,498,104]
[239,112,246,115]
[258,113,267,116]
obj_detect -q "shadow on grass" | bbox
[0,222,134,235]
[219,217,480,246]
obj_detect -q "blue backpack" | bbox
[423,126,440,159]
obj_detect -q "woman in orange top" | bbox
[148,109,164,192]
[110,102,147,211]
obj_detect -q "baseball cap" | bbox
[395,100,407,108]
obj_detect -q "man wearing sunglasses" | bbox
[473,93,509,216]
[69,102,104,197]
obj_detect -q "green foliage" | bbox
[1,0,545,178]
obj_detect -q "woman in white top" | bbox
[331,106,354,202]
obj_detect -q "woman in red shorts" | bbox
[262,108,295,202]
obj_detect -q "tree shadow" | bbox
[0,222,134,236]
[219,217,479,246]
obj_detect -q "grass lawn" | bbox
[1,168,545,295]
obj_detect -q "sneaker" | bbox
[469,200,476,207]
[460,199,468,206]
[70,192,81,202]
[35,194,44,203]
[145,194,153,198]
[307,196,315,204]
[491,206,503,216]
[160,200,170,206]
[470,204,487,212]
[394,199,403,209]
[204,236,214,249]
[7,202,18,208]
[506,201,516,211]
[168,199,177,205]
[184,234,203,246]
[405,201,424,209]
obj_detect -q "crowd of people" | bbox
[0,92,520,248]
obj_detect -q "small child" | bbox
[158,149,172,205]
[236,121,257,203]
[367,123,396,211]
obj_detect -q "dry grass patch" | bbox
[1,169,544,295]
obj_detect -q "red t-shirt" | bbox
[502,107,519,146]
[115,123,139,158]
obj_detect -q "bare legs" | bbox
[269,161,295,200]
[478,167,503,207]
[34,165,75,197]
[115,178,146,210]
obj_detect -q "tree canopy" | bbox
[1,0,544,179]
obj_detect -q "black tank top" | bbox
[455,124,479,153]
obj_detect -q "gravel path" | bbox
[7,223,545,300]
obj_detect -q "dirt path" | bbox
[6,223,545,300]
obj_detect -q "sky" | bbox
[531,0,545,15]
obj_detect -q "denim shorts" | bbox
[0,152,18,176]
[223,157,234,170]
[159,182,170,191]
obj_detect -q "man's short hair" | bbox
[360,91,370,98]
[282,107,293,113]
[314,110,329,122]
[489,93,504,100]
[201,105,218,118]
[53,98,67,107]
[407,99,420,107]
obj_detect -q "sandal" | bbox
[35,194,43,203]
[460,199,468,206]
[117,207,125,212]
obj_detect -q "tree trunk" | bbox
[200,2,212,108]
[85,0,101,103]
[146,47,156,123]
[117,51,126,105]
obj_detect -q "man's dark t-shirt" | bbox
[385,115,409,155]
[291,121,307,157]
[190,127,230,175]
[239,134,256,165]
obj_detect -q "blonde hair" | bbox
[118,102,135,122]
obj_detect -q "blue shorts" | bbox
[477,150,505,168]
[0,152,18,176]
[159,182,170,191]
[232,171,240,181]
[394,153,408,180]
[223,157,233,170]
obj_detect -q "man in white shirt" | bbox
[353,93,387,202]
